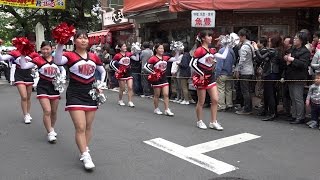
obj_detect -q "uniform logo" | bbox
[43,66,58,76]
[155,61,167,71]
[205,56,215,64]
[78,64,95,76]
[120,57,130,66]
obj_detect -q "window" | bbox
[109,0,123,9]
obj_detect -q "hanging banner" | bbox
[191,10,216,28]
[0,0,65,10]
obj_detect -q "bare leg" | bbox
[196,89,206,121]
[69,110,87,153]
[207,86,219,123]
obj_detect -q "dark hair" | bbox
[270,35,283,48]
[153,43,163,55]
[196,29,213,47]
[284,35,293,45]
[314,31,320,38]
[296,31,308,46]
[73,29,88,50]
[183,42,189,53]
[259,37,268,47]
[115,42,126,53]
[142,42,150,49]
[74,29,88,39]
[300,29,311,42]
[163,43,170,53]
[40,41,52,49]
[238,28,250,39]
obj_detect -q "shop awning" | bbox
[169,0,320,12]
[123,0,167,13]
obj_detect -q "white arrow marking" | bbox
[144,133,260,175]
[187,133,261,154]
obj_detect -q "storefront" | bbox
[124,0,320,46]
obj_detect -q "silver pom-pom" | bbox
[131,42,141,54]
[52,73,66,93]
[170,41,184,51]
[31,68,39,78]
[218,33,240,48]
[89,80,107,106]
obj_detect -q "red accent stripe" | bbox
[119,77,133,81]
[15,81,34,86]
[196,82,217,90]
[70,74,94,84]
[37,95,60,100]
[65,107,98,111]
[152,83,169,89]
[39,74,54,82]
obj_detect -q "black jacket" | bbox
[284,46,310,80]
[255,48,281,77]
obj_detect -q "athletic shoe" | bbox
[24,115,31,124]
[197,120,207,129]
[209,122,224,131]
[47,131,57,143]
[80,152,95,170]
[164,109,174,116]
[128,101,135,108]
[180,100,190,105]
[118,100,125,106]
[154,108,163,115]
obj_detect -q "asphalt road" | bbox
[0,80,319,180]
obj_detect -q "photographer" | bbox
[253,36,283,121]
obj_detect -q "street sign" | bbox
[144,133,260,175]
[191,10,216,28]
[103,9,129,26]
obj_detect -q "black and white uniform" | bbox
[144,55,171,88]
[54,45,106,111]
[190,46,229,90]
[110,52,138,81]
[0,51,37,86]
[19,55,66,99]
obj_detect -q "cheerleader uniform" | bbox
[110,52,133,81]
[0,50,36,86]
[20,55,65,99]
[55,48,105,111]
[190,47,217,90]
[145,55,171,88]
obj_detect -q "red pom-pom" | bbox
[12,37,35,56]
[115,65,128,79]
[192,74,210,88]
[148,69,163,82]
[52,22,76,44]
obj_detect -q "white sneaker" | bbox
[154,108,163,115]
[51,129,57,137]
[47,131,57,143]
[118,100,125,106]
[24,115,31,124]
[128,101,135,108]
[177,99,183,103]
[86,147,90,152]
[180,100,190,105]
[164,109,174,116]
[80,152,95,170]
[209,122,224,131]
[197,120,207,129]
[27,114,32,120]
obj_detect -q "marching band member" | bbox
[19,41,66,143]
[144,43,180,116]
[110,42,139,107]
[54,29,106,170]
[190,30,229,130]
[0,48,38,124]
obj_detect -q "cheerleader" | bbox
[54,30,106,170]
[110,42,138,107]
[190,30,229,130]
[144,43,180,116]
[0,50,39,124]
[19,41,66,143]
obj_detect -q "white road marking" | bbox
[144,133,260,175]
[187,133,260,154]
[144,138,237,175]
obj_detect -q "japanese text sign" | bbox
[191,10,216,28]
[103,9,129,26]
[0,0,65,9]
